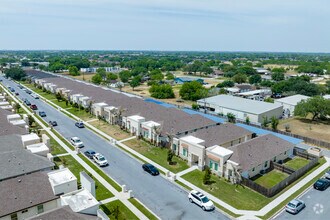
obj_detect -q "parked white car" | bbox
[93,153,108,167]
[188,190,214,211]
[70,137,84,148]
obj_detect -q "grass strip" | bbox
[79,154,122,192]
[128,198,158,220]
[100,200,139,220]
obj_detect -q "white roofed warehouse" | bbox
[197,95,283,124]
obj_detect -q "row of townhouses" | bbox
[28,70,298,182]
[0,89,107,220]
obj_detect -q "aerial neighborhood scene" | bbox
[1,1,330,220]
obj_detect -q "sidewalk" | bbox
[2,84,149,220]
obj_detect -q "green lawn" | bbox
[100,200,138,220]
[285,156,310,170]
[66,108,95,121]
[254,170,289,188]
[54,155,114,201]
[128,198,158,220]
[123,139,189,173]
[39,130,67,155]
[79,154,122,192]
[182,170,271,210]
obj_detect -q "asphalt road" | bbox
[1,76,228,220]
[274,185,330,220]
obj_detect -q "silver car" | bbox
[70,137,84,148]
[285,199,305,214]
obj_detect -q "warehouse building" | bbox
[274,94,309,117]
[197,95,283,124]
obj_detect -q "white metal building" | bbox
[197,95,283,124]
[274,94,309,116]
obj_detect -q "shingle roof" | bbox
[186,123,253,148]
[26,70,217,135]
[0,172,59,217]
[0,108,27,136]
[228,134,294,171]
[27,205,100,220]
[0,135,54,181]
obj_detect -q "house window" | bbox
[172,144,177,151]
[209,160,213,169]
[252,168,255,172]
[264,161,268,167]
[214,163,219,171]
[11,213,18,220]
[183,148,187,157]
[37,204,44,214]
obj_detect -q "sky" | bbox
[0,0,329,52]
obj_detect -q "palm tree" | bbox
[152,125,162,146]
[227,113,236,123]
[271,116,279,131]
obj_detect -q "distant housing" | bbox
[174,77,204,84]
[80,67,122,73]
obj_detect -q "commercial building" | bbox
[174,77,204,84]
[197,95,283,124]
[274,94,310,117]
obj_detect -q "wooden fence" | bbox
[242,154,319,197]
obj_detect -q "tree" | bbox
[96,68,106,79]
[106,73,118,82]
[167,149,174,165]
[272,67,286,74]
[149,84,175,99]
[4,67,26,80]
[294,96,330,121]
[245,116,250,125]
[232,73,247,84]
[55,92,62,102]
[68,66,80,76]
[28,115,35,126]
[262,116,269,127]
[216,80,235,88]
[236,66,257,75]
[91,73,102,85]
[264,97,274,103]
[249,74,262,85]
[192,103,199,110]
[166,72,175,80]
[179,81,207,101]
[271,72,285,81]
[119,70,131,83]
[270,116,279,130]
[14,103,21,113]
[203,166,211,185]
[150,73,164,81]
[129,76,141,91]
[227,113,236,123]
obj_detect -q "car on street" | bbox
[93,153,108,167]
[24,99,31,106]
[15,92,19,96]
[31,93,39,99]
[18,85,23,89]
[26,90,32,94]
[325,170,330,180]
[142,163,160,176]
[84,150,96,159]
[30,104,38,110]
[75,121,84,128]
[70,137,84,148]
[48,121,58,126]
[285,199,305,214]
[39,111,46,117]
[188,190,214,211]
[10,88,15,92]
[313,178,330,191]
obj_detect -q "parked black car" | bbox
[142,163,159,176]
[84,150,96,159]
[49,121,57,126]
[313,178,330,191]
[24,99,31,106]
[39,111,46,117]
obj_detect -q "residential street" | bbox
[274,186,330,220]
[1,77,229,220]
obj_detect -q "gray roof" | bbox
[27,205,100,220]
[183,123,252,148]
[0,135,54,181]
[26,70,217,135]
[0,172,59,217]
[275,94,310,106]
[228,134,295,171]
[0,108,27,136]
[198,95,282,115]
